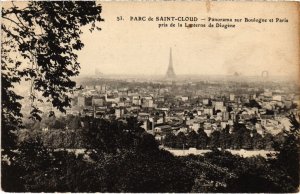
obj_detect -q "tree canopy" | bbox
[2,1,103,149]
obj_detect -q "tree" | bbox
[2,1,103,151]
[251,130,264,149]
[219,127,232,149]
[1,137,52,192]
[231,123,250,149]
[263,133,274,150]
[176,132,187,149]
[241,130,253,149]
[272,114,299,191]
[164,132,177,148]
[209,131,221,148]
[136,132,159,153]
[100,149,193,192]
[244,99,261,109]
[197,128,208,149]
[2,2,103,191]
[186,131,198,148]
[181,150,297,193]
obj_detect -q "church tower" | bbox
[165,48,176,79]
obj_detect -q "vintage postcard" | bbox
[1,1,299,193]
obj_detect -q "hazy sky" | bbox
[77,2,299,79]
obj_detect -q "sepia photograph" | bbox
[1,1,299,193]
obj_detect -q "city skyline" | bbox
[85,48,294,79]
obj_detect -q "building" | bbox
[115,108,124,118]
[154,125,171,133]
[215,101,224,111]
[230,94,235,101]
[132,96,141,105]
[78,96,92,107]
[165,48,176,79]
[272,95,282,101]
[203,99,209,105]
[78,96,85,107]
[222,112,230,121]
[142,97,154,108]
[181,96,189,101]
[92,97,104,106]
[191,123,200,131]
[204,108,213,116]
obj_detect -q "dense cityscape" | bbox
[19,49,299,157]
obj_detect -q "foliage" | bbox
[97,149,193,192]
[181,150,297,193]
[1,1,103,150]
[3,118,194,192]
[244,99,261,109]
[4,115,300,192]
[271,114,299,191]
[163,123,277,150]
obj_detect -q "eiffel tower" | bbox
[165,48,176,79]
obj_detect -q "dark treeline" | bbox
[19,115,149,149]
[2,115,299,193]
[19,115,283,151]
[3,117,193,192]
[164,123,283,150]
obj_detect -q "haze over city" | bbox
[77,2,299,79]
